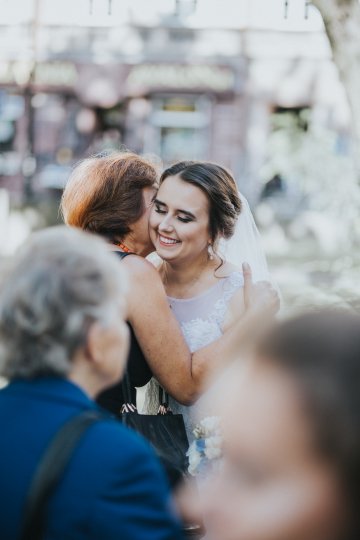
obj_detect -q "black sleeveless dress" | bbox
[96,252,153,415]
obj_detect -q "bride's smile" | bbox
[158,234,181,247]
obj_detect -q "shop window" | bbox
[147,94,210,164]
[0,92,24,152]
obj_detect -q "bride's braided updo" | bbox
[159,161,242,243]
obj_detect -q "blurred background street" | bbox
[0,0,359,315]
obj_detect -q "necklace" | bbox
[117,241,131,253]
[162,258,211,299]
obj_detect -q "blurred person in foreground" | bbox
[202,311,360,540]
[0,226,182,540]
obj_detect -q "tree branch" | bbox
[311,0,360,168]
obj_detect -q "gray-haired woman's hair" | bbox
[0,226,127,379]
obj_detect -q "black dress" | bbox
[96,252,153,415]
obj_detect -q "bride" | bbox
[146,160,276,438]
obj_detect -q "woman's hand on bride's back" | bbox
[242,262,280,317]
[223,263,279,332]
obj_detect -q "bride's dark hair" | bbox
[160,161,241,243]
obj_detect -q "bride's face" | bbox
[149,174,212,263]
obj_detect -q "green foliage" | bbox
[261,110,360,239]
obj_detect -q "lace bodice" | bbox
[168,271,244,352]
[167,271,244,440]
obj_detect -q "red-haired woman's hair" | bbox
[61,152,158,242]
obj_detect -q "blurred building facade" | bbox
[0,0,350,203]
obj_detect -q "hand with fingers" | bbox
[242,262,280,317]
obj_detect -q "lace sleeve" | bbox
[209,272,244,326]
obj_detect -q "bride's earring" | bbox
[208,243,214,261]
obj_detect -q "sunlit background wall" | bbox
[0,0,359,314]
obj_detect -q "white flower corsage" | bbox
[186,416,223,476]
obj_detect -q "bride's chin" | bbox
[156,249,179,261]
[157,251,175,259]
[156,241,180,253]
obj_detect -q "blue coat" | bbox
[0,378,183,540]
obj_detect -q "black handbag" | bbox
[120,373,189,487]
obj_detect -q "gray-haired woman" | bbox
[0,226,182,540]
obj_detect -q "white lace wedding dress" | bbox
[144,270,244,441]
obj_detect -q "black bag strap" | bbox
[20,409,107,540]
[159,385,169,408]
[121,371,170,415]
[121,370,137,412]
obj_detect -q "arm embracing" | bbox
[124,257,279,404]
